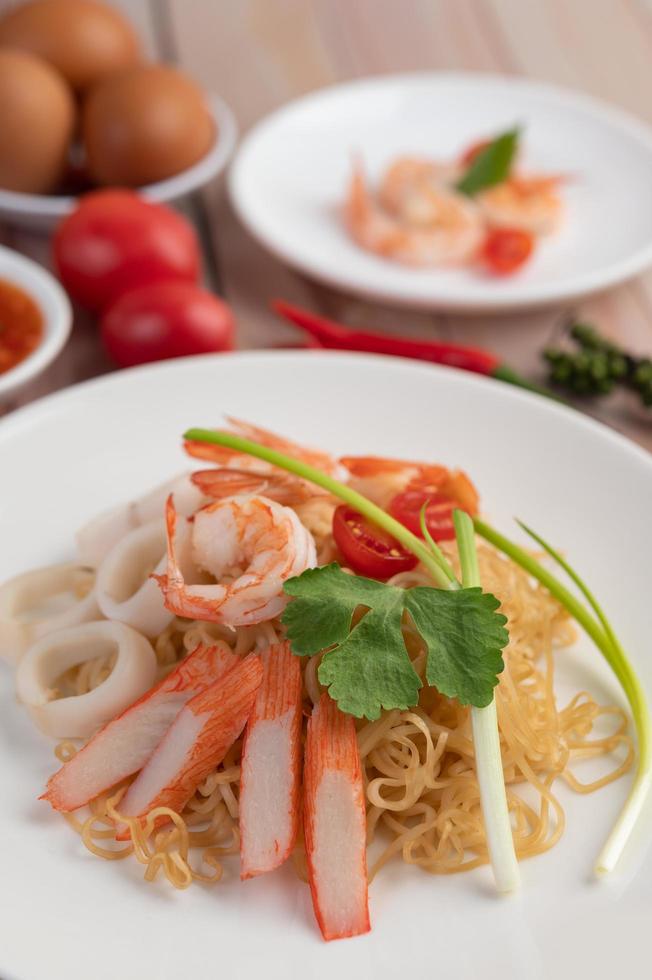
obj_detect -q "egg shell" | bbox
[0,48,75,194]
[0,0,140,92]
[82,64,215,187]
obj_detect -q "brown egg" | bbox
[82,65,215,187]
[0,48,75,193]
[0,0,140,92]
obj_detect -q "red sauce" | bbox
[0,278,44,374]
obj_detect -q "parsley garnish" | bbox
[456,127,519,196]
[282,563,508,720]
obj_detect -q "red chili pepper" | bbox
[272,300,499,375]
[272,299,562,402]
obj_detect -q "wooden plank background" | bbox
[1,0,651,451]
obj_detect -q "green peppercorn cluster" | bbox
[544,322,652,406]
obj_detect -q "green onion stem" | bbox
[454,510,519,893]
[419,502,458,586]
[474,517,651,876]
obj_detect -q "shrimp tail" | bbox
[191,468,315,506]
[153,496,222,623]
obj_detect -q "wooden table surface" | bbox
[1,0,651,452]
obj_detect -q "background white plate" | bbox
[0,94,238,232]
[1,352,651,980]
[229,73,652,312]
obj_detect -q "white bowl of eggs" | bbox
[0,0,238,231]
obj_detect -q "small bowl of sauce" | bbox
[0,244,71,401]
[0,279,44,375]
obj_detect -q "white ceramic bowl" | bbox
[0,94,238,232]
[0,245,72,400]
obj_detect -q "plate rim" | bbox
[228,71,652,313]
[1,348,650,473]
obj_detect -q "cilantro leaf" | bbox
[404,587,507,707]
[282,563,388,653]
[456,128,519,197]
[282,564,508,719]
[284,565,421,718]
[317,586,422,719]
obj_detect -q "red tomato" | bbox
[53,190,201,311]
[332,505,417,580]
[101,281,235,367]
[482,228,534,275]
[389,490,458,542]
[460,139,491,167]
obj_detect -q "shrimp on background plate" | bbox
[343,129,566,273]
[377,157,460,217]
[344,165,484,267]
[479,175,563,235]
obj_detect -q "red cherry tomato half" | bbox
[389,490,459,542]
[482,227,534,276]
[460,139,491,167]
[332,505,418,580]
[101,281,235,368]
[53,190,201,311]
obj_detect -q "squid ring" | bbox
[0,563,99,665]
[16,620,157,738]
[96,521,173,638]
[76,473,205,568]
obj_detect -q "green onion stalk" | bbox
[474,519,651,876]
[453,510,520,892]
[184,428,519,892]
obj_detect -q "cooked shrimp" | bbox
[184,417,338,476]
[191,468,320,506]
[341,455,478,512]
[155,494,316,627]
[345,165,483,267]
[378,157,459,217]
[479,175,563,235]
[340,455,447,508]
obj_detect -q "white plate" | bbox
[0,94,238,231]
[229,73,652,312]
[0,244,72,400]
[0,351,651,980]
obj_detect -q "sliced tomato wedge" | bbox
[332,506,417,580]
[482,228,534,275]
[389,490,458,542]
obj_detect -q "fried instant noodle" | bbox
[56,538,633,888]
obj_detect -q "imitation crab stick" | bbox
[304,694,370,941]
[239,641,302,878]
[116,654,263,839]
[42,643,238,812]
